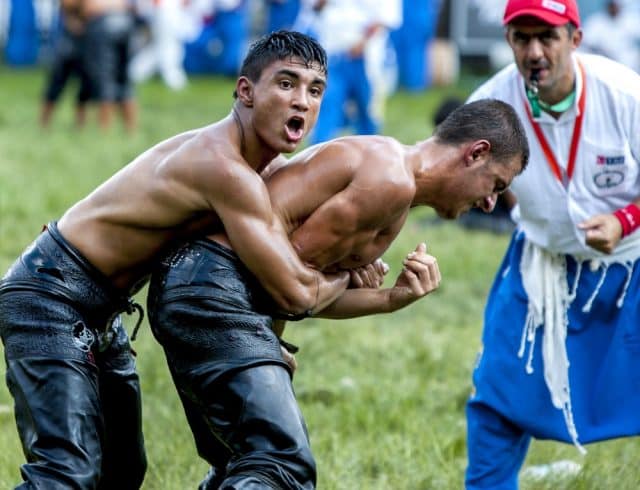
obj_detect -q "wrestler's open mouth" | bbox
[285,116,305,141]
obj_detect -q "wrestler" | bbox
[147,98,531,488]
[0,31,348,489]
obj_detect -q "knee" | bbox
[19,456,103,490]
[222,460,316,490]
[222,424,316,489]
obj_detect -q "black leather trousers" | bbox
[148,239,316,489]
[0,223,146,489]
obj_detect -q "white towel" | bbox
[518,239,586,454]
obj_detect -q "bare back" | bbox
[57,117,266,290]
[214,135,418,271]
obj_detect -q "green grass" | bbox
[1,67,639,489]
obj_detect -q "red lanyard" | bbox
[523,61,587,186]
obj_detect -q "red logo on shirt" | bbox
[597,155,625,165]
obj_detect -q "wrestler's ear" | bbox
[236,76,254,107]
[464,140,491,168]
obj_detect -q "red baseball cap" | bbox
[503,0,581,27]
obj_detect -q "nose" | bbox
[480,194,497,213]
[525,38,544,64]
[292,87,310,112]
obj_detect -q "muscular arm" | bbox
[315,243,441,318]
[199,152,349,314]
[262,139,419,318]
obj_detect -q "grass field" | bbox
[1,66,639,489]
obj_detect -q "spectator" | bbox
[183,0,249,77]
[40,0,93,128]
[390,0,440,91]
[82,0,138,132]
[128,0,199,91]
[296,0,402,144]
[581,0,640,73]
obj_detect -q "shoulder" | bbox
[319,135,404,164]
[319,135,408,182]
[182,124,255,179]
[159,125,266,200]
[341,136,415,207]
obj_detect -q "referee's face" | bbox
[506,20,582,100]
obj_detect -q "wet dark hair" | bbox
[433,98,529,172]
[233,30,328,98]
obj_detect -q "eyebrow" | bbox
[276,69,327,88]
[512,29,556,40]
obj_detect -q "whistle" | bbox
[528,70,540,95]
[526,69,541,117]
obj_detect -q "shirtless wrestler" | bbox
[147,98,530,489]
[0,31,347,489]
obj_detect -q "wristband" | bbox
[613,203,640,238]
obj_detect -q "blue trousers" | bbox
[466,231,640,489]
[390,0,438,91]
[311,54,377,144]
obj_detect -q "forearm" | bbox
[237,239,349,314]
[215,226,349,315]
[316,244,440,319]
[314,287,408,319]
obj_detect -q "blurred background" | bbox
[1,1,640,488]
[1,0,638,137]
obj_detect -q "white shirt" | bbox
[581,10,640,73]
[304,0,401,55]
[468,53,640,261]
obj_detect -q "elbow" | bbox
[271,285,316,315]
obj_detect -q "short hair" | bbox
[233,30,328,98]
[433,97,463,126]
[433,98,529,172]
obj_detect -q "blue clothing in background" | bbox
[184,4,248,76]
[5,0,39,66]
[390,0,439,91]
[466,230,640,489]
[266,0,301,33]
